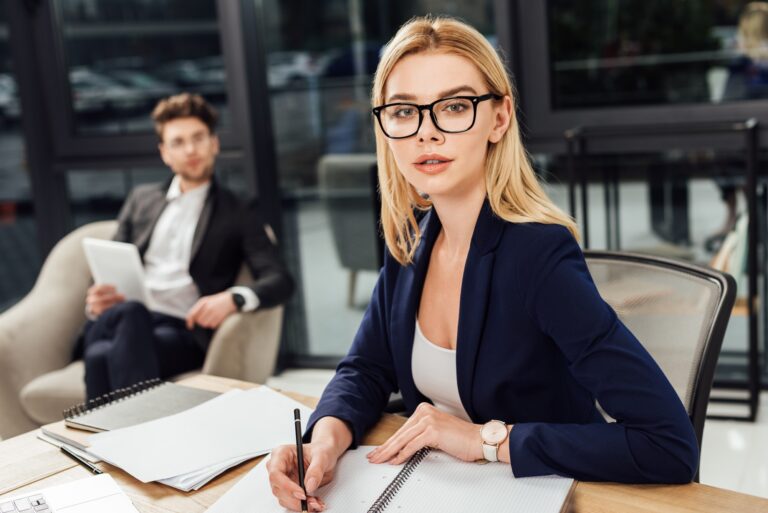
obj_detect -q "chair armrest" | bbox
[202,306,284,384]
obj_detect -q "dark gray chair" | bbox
[318,154,380,307]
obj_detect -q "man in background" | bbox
[80,93,293,400]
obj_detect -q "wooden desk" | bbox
[1,374,766,513]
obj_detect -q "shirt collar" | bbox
[166,175,211,201]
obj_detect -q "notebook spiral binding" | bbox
[366,447,432,513]
[62,378,164,419]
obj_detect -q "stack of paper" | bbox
[86,386,314,491]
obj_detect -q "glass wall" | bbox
[549,0,768,109]
[0,6,40,312]
[263,0,497,359]
[57,0,228,135]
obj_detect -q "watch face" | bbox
[481,420,507,444]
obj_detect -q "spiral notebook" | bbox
[62,379,220,432]
[206,446,575,513]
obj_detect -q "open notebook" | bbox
[206,446,574,513]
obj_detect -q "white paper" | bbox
[158,452,266,491]
[206,446,402,513]
[384,450,574,513]
[206,447,574,513]
[87,387,314,483]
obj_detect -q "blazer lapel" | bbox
[389,209,441,413]
[456,201,505,422]
[190,179,217,262]
[136,187,169,257]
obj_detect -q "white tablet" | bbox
[82,238,150,306]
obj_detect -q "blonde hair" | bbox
[739,2,768,61]
[372,16,579,265]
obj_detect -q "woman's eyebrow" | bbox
[437,85,478,98]
[386,85,479,103]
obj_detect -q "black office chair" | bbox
[386,250,735,481]
[584,251,735,458]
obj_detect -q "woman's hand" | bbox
[367,402,483,465]
[267,442,340,512]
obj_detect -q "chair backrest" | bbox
[584,251,736,449]
[317,153,380,272]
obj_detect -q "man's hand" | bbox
[185,291,238,330]
[86,284,125,317]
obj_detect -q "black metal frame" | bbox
[32,0,245,159]
[566,120,762,422]
[515,1,768,153]
[583,251,737,456]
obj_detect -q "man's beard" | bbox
[179,162,214,184]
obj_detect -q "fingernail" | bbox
[306,477,318,492]
[293,491,306,500]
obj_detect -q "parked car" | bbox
[267,51,317,89]
[154,57,226,100]
[318,43,383,79]
[106,69,176,106]
[69,67,145,114]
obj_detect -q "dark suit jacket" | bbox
[305,201,699,484]
[113,176,294,346]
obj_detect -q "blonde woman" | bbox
[268,16,697,511]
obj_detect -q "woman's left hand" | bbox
[367,402,482,465]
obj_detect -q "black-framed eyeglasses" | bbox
[371,93,501,139]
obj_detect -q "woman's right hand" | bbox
[267,442,340,512]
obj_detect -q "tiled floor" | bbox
[268,370,768,499]
[701,392,768,498]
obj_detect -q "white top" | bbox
[411,319,471,421]
[143,176,210,318]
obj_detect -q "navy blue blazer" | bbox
[305,201,699,483]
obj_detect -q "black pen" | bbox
[60,445,103,475]
[294,408,308,513]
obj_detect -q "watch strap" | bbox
[482,441,499,462]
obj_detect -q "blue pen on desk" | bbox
[294,408,308,513]
[61,445,103,475]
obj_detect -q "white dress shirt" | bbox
[142,176,210,318]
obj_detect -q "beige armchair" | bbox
[0,221,283,439]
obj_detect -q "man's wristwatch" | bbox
[480,420,509,462]
[231,292,246,311]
